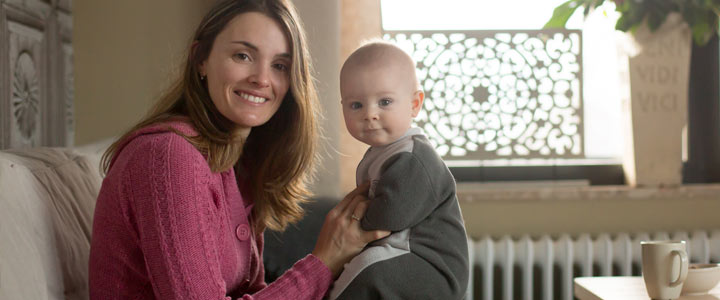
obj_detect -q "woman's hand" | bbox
[311,182,390,277]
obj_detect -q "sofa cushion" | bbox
[0,140,108,300]
[0,155,57,299]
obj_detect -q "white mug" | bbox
[641,240,689,300]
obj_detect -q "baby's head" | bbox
[340,41,424,147]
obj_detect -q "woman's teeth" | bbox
[237,92,267,103]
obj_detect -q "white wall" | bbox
[294,0,342,198]
[74,0,215,145]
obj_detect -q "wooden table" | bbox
[574,276,720,300]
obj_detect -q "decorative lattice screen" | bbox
[384,30,583,160]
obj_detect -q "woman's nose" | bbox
[248,65,270,88]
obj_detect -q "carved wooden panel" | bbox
[7,20,44,148]
[1,0,73,149]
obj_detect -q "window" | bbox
[381,0,627,184]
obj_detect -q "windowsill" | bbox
[457,182,720,203]
[457,182,720,237]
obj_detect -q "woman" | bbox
[88,0,388,299]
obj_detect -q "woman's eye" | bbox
[379,98,392,106]
[350,102,362,110]
[233,53,250,61]
[273,63,289,72]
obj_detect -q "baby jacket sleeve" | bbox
[360,151,438,232]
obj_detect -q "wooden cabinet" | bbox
[1,0,72,149]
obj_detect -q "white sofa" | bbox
[0,140,109,300]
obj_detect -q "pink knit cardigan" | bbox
[89,121,332,299]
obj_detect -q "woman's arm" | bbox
[245,235,332,299]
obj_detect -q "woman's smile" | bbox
[234,90,269,104]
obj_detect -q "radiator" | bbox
[466,230,720,300]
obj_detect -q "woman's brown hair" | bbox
[100,0,319,232]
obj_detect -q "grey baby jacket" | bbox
[330,128,469,300]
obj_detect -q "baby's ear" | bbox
[411,90,424,117]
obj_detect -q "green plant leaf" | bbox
[692,18,713,45]
[547,0,720,45]
[615,1,647,33]
[544,0,583,29]
[682,3,714,45]
[614,0,632,15]
[615,14,632,32]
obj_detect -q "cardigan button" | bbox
[236,224,250,241]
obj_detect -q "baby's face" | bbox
[341,62,422,147]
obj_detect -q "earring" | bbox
[199,74,206,81]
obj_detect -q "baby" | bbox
[328,41,469,299]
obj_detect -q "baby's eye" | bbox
[350,102,362,110]
[379,98,393,106]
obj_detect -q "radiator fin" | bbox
[466,230,720,300]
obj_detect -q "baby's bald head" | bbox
[341,41,420,92]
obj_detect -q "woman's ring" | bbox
[351,214,361,221]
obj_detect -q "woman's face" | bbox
[200,12,291,135]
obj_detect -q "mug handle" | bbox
[670,249,689,286]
